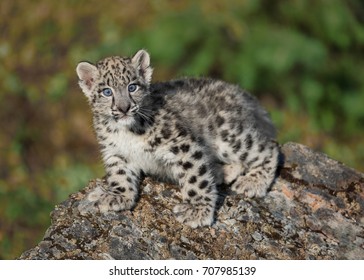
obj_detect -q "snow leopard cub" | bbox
[76,49,278,228]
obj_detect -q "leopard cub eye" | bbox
[128,84,138,93]
[102,88,113,97]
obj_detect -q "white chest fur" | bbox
[101,127,162,176]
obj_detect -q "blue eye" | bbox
[102,88,113,97]
[128,84,138,93]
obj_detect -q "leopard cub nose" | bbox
[117,103,131,114]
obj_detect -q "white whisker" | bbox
[137,107,154,127]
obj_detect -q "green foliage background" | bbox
[0,0,363,259]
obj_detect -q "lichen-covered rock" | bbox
[19,142,364,260]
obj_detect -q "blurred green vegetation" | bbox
[0,0,363,259]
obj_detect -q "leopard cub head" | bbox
[76,50,153,126]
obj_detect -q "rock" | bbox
[19,142,364,260]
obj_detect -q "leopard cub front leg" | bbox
[85,155,139,213]
[166,142,218,228]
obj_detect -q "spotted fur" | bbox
[76,49,279,228]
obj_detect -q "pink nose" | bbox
[118,103,131,114]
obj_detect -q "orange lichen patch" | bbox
[301,192,333,212]
[280,184,295,200]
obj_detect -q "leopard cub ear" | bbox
[76,62,99,96]
[131,49,153,84]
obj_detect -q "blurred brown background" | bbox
[0,0,363,259]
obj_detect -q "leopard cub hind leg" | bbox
[230,138,278,198]
[219,127,278,198]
